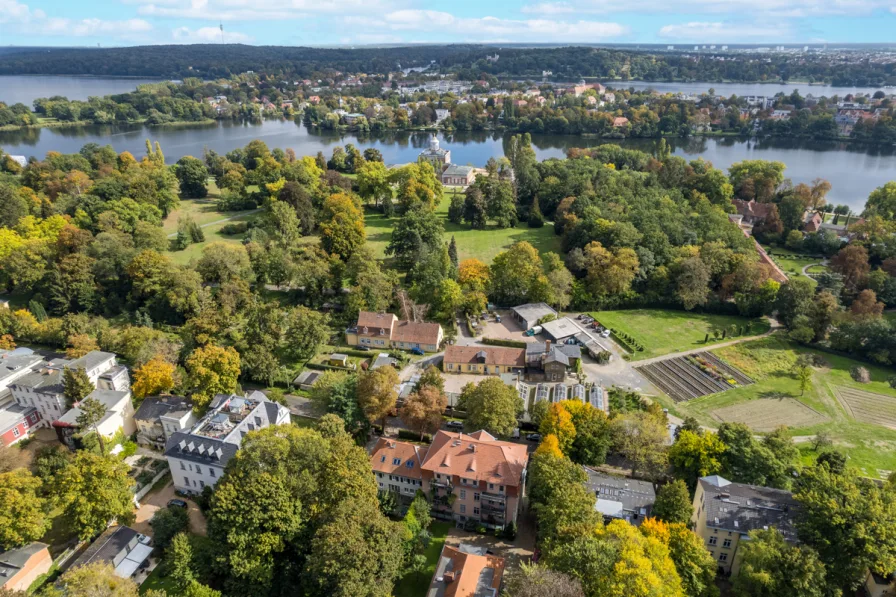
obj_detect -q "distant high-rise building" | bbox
[721,45,728,50]
[667,45,674,50]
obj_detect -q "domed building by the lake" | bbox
[419,135,450,169]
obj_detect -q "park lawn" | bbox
[393,521,452,597]
[654,335,896,478]
[590,309,770,361]
[139,566,179,595]
[762,246,822,285]
[165,210,266,265]
[363,191,562,264]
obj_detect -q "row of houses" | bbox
[442,342,583,382]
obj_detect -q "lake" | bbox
[1,75,165,106]
[0,119,892,212]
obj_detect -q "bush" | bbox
[850,366,871,383]
[220,221,249,235]
[398,429,432,443]
[499,521,517,540]
[481,337,527,349]
[889,376,896,389]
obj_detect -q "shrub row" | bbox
[397,429,432,443]
[481,337,527,349]
[304,362,356,372]
[611,330,645,353]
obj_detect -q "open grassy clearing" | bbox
[651,335,896,478]
[364,190,561,264]
[590,309,770,361]
[763,246,822,285]
[393,522,452,597]
[165,211,266,265]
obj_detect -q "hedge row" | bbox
[305,362,356,372]
[398,429,432,443]
[481,337,527,349]
[611,330,645,353]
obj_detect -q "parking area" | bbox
[133,480,207,537]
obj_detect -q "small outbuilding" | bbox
[510,303,557,330]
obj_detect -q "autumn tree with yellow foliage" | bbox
[540,403,576,455]
[185,344,240,411]
[132,355,177,400]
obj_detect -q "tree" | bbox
[131,355,176,400]
[734,528,828,597]
[797,365,812,395]
[357,366,399,430]
[458,258,490,292]
[653,480,693,524]
[775,277,816,329]
[458,378,523,437]
[65,334,99,358]
[176,156,209,198]
[415,365,445,393]
[357,160,391,207]
[865,181,896,220]
[611,411,669,478]
[0,469,48,550]
[850,288,884,319]
[830,244,870,292]
[527,449,601,542]
[669,429,726,490]
[504,563,585,597]
[63,367,93,409]
[672,257,711,310]
[583,241,640,297]
[794,464,896,592]
[283,306,330,362]
[185,344,240,411]
[263,199,302,245]
[528,196,545,228]
[52,561,140,597]
[167,532,197,591]
[641,518,719,597]
[319,193,365,260]
[76,396,109,454]
[149,506,189,551]
[540,403,576,455]
[400,385,447,440]
[447,236,459,273]
[55,451,134,540]
[196,242,253,285]
[490,242,551,306]
[562,400,611,466]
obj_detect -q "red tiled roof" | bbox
[444,345,525,368]
[370,438,428,480]
[421,430,528,487]
[431,545,505,597]
[392,320,442,346]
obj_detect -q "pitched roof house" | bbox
[443,346,526,375]
[346,311,443,352]
[427,543,505,597]
[0,543,52,592]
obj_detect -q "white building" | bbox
[53,389,136,450]
[164,391,290,494]
[418,135,450,170]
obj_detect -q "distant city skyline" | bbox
[2,0,896,47]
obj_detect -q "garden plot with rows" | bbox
[709,398,828,431]
[833,386,896,430]
[634,352,753,403]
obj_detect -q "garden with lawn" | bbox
[364,190,561,264]
[654,335,896,479]
[590,309,770,361]
[392,522,452,597]
[762,245,825,286]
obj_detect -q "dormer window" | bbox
[379,328,385,335]
[392,457,401,465]
[381,455,386,462]
[406,461,414,469]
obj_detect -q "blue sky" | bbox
[2,0,896,47]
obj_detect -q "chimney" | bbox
[444,571,456,583]
[545,339,551,350]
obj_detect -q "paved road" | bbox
[166,208,262,238]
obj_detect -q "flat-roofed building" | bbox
[584,468,654,525]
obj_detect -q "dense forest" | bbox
[1,44,895,87]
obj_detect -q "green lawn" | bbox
[654,335,896,478]
[393,521,452,597]
[590,309,770,361]
[140,565,179,595]
[364,190,561,264]
[762,246,824,286]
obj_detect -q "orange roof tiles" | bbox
[393,320,442,346]
[370,438,428,480]
[443,346,525,368]
[421,431,528,487]
[430,545,505,597]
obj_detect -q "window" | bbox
[200,480,205,488]
[499,486,504,492]
[719,553,728,562]
[474,508,480,515]
[489,483,494,490]
[209,468,216,477]
[722,539,732,548]
[381,455,386,463]
[460,505,466,514]
[448,364,453,370]
[474,493,480,502]
[392,458,401,465]
[460,490,466,499]
[184,476,190,485]
[708,536,717,546]
[180,461,185,470]
[12,427,19,437]
[406,461,414,469]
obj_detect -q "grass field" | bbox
[763,246,823,285]
[139,566,178,595]
[653,335,896,478]
[590,309,770,361]
[393,522,451,597]
[364,190,561,264]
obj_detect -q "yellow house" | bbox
[690,475,799,576]
[345,311,443,352]
[443,345,526,376]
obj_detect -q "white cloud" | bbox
[657,21,793,41]
[348,9,628,42]
[523,0,895,17]
[172,25,253,43]
[0,0,153,38]
[128,0,397,21]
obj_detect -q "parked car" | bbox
[410,347,425,355]
[446,421,464,430]
[495,315,502,323]
[600,329,611,338]
[526,433,542,442]
[355,346,370,351]
[167,499,188,509]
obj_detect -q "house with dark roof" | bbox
[0,542,52,592]
[68,526,153,579]
[583,468,654,525]
[691,475,799,576]
[165,391,290,494]
[133,395,196,450]
[525,341,581,381]
[0,348,44,398]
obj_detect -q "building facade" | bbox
[134,395,196,450]
[345,311,443,352]
[418,136,450,170]
[691,475,798,576]
[53,389,136,450]
[370,438,428,502]
[164,391,290,494]
[0,399,41,446]
[443,345,526,376]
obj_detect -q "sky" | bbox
[2,0,896,47]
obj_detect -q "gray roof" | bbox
[697,475,799,540]
[442,164,474,176]
[511,303,557,324]
[540,317,582,340]
[0,542,49,587]
[293,370,322,385]
[371,353,398,370]
[56,389,130,426]
[134,395,192,423]
[12,367,64,393]
[0,353,43,383]
[584,469,655,519]
[70,526,140,570]
[65,351,115,372]
[0,399,37,435]
[165,431,239,467]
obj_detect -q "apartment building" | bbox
[133,395,196,450]
[370,437,428,502]
[345,311,443,352]
[165,391,290,494]
[53,389,136,450]
[427,543,505,597]
[691,475,799,576]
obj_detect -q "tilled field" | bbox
[710,397,828,431]
[634,352,753,402]
[834,386,896,429]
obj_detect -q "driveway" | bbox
[133,480,208,537]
